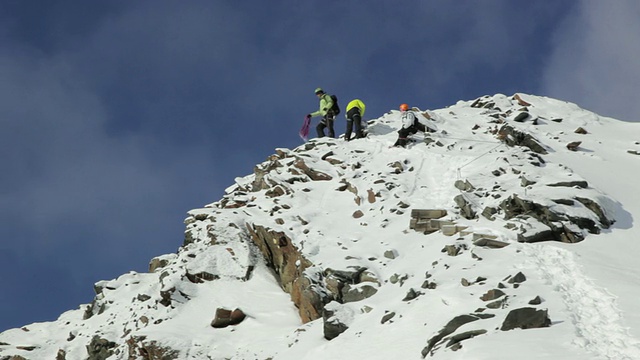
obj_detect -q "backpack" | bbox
[330,94,340,115]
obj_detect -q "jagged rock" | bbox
[481,206,498,220]
[513,94,531,106]
[473,237,509,248]
[442,244,465,256]
[508,272,527,284]
[567,141,581,151]
[126,336,180,360]
[211,308,246,328]
[499,194,605,243]
[322,303,353,340]
[56,349,66,360]
[529,296,543,305]
[480,289,506,301]
[487,297,508,309]
[454,194,476,219]
[367,189,377,203]
[342,283,378,303]
[498,124,548,154]
[454,179,475,192]
[422,280,437,289]
[293,159,332,181]
[86,336,116,360]
[245,225,322,321]
[546,180,588,188]
[575,127,588,134]
[388,161,404,174]
[513,112,529,122]
[149,257,172,273]
[402,288,422,301]
[384,249,398,259]
[381,311,396,324]
[520,176,536,187]
[445,329,487,351]
[422,313,495,357]
[575,197,612,227]
[501,307,551,331]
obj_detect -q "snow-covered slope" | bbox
[2,93,640,360]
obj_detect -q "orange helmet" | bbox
[399,103,409,111]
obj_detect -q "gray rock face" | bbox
[86,336,115,360]
[501,307,551,331]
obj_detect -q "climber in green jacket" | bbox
[345,99,366,141]
[307,88,336,138]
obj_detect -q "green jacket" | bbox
[310,93,333,118]
[346,99,366,117]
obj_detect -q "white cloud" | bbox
[542,1,640,122]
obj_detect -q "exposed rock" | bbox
[149,257,172,273]
[498,125,548,154]
[454,179,476,192]
[513,112,530,123]
[86,336,116,360]
[575,127,588,134]
[342,283,378,303]
[322,303,353,340]
[293,158,333,181]
[513,94,531,106]
[501,307,551,331]
[480,289,505,301]
[454,194,476,219]
[499,194,609,243]
[445,329,487,351]
[211,308,246,328]
[422,313,495,357]
[520,176,536,187]
[567,141,581,151]
[473,237,509,248]
[126,336,180,360]
[546,180,588,188]
[381,311,396,324]
[56,349,66,360]
[402,288,422,301]
[529,296,543,305]
[245,224,323,322]
[507,272,527,284]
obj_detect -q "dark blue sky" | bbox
[1,1,638,332]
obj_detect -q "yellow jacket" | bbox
[346,99,366,117]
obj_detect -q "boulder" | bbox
[501,307,551,331]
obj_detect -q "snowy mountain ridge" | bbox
[2,93,640,360]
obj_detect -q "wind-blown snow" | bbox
[2,93,640,360]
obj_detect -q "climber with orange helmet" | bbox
[393,103,433,147]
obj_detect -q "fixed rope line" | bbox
[458,142,505,172]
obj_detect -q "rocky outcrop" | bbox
[126,336,179,360]
[499,194,612,243]
[498,124,547,154]
[86,336,116,360]
[501,307,551,331]
[246,223,380,330]
[211,308,246,328]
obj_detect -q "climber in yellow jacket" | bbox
[345,99,366,141]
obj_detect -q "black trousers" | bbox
[394,122,427,147]
[345,107,364,141]
[316,111,335,138]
